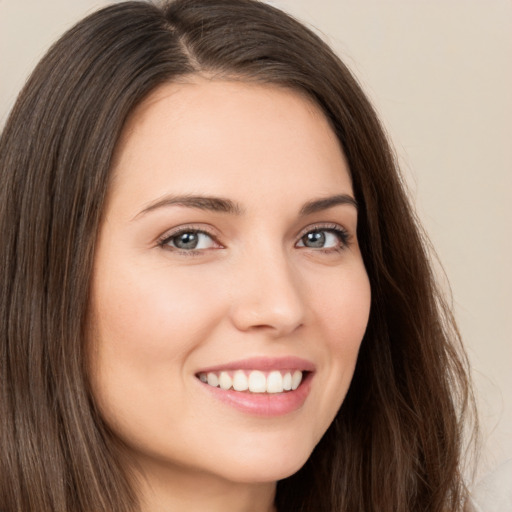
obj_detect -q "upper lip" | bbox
[196,356,316,374]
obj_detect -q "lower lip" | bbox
[197,373,313,417]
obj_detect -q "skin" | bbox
[88,78,371,512]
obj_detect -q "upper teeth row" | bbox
[198,370,303,394]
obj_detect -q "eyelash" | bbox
[157,225,220,256]
[157,223,351,255]
[297,223,351,253]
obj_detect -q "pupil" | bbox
[305,231,325,248]
[176,232,198,249]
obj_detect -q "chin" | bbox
[207,438,315,484]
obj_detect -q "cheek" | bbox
[90,260,226,362]
[306,262,371,427]
[312,261,371,348]
[86,260,228,431]
[87,261,228,446]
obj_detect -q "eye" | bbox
[296,227,350,250]
[159,229,218,251]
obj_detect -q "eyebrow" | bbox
[299,194,358,215]
[133,192,357,220]
[134,194,243,219]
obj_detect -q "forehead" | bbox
[108,78,352,214]
[124,76,329,128]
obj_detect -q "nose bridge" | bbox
[229,241,306,335]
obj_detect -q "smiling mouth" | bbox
[196,369,306,394]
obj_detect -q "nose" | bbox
[229,247,306,337]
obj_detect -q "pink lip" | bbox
[195,356,315,417]
[196,356,316,374]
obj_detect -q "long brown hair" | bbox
[0,1,475,511]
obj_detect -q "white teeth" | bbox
[283,372,292,391]
[291,370,302,390]
[207,372,219,387]
[248,370,267,393]
[232,370,249,391]
[266,371,283,393]
[218,371,232,390]
[200,369,305,393]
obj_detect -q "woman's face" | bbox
[88,79,371,486]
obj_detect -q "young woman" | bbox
[0,1,475,511]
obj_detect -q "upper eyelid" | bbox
[163,225,217,236]
[296,222,350,238]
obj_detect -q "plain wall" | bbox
[1,0,511,485]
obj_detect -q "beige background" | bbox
[1,0,510,486]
